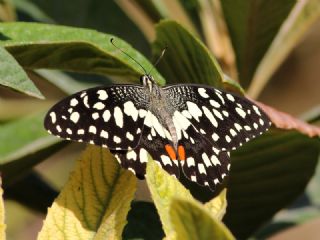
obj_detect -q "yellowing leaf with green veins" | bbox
[0,178,6,240]
[204,189,228,221]
[145,159,194,238]
[38,145,136,240]
[170,198,235,240]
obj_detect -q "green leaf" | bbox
[123,201,164,240]
[0,46,43,99]
[248,0,320,98]
[152,20,224,88]
[0,22,164,85]
[0,111,66,184]
[145,159,194,238]
[221,0,296,88]
[224,129,320,239]
[38,145,137,240]
[12,0,55,23]
[170,198,235,240]
[35,69,97,95]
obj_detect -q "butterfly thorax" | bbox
[141,75,178,150]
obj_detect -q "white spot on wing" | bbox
[186,101,202,121]
[229,128,237,137]
[210,155,220,166]
[236,107,246,118]
[56,125,62,132]
[89,126,97,134]
[97,90,108,100]
[212,133,219,141]
[92,112,99,120]
[113,135,121,143]
[226,93,235,102]
[100,130,108,139]
[70,98,78,107]
[202,153,212,167]
[198,163,206,174]
[198,88,209,98]
[77,129,85,135]
[234,123,242,131]
[202,106,218,127]
[70,112,80,123]
[126,132,134,141]
[139,148,148,163]
[83,96,89,108]
[103,110,111,122]
[124,101,139,121]
[187,157,195,167]
[93,102,105,110]
[161,155,172,166]
[212,109,223,120]
[253,105,261,116]
[127,151,137,160]
[210,99,220,108]
[49,112,56,124]
[114,107,124,128]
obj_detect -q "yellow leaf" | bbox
[145,159,194,238]
[0,178,6,240]
[204,189,228,220]
[38,145,137,240]
[170,198,235,240]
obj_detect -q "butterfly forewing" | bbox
[164,84,271,151]
[44,85,150,150]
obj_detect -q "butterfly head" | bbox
[140,74,155,92]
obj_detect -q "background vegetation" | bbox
[0,0,319,239]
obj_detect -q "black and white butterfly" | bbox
[44,74,271,191]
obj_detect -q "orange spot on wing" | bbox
[178,145,186,161]
[165,144,177,160]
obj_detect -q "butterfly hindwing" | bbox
[112,110,180,178]
[164,84,271,151]
[44,85,150,150]
[171,112,230,190]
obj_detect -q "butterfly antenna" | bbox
[148,46,167,75]
[110,38,148,74]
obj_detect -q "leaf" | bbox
[256,101,320,137]
[0,22,165,85]
[123,201,164,240]
[221,0,296,88]
[170,198,235,240]
[0,178,6,240]
[223,129,320,239]
[0,111,66,184]
[35,69,97,95]
[248,0,320,98]
[12,0,55,23]
[0,46,43,99]
[38,145,137,240]
[204,189,228,221]
[152,20,224,88]
[145,159,194,238]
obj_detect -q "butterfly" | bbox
[44,73,271,191]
